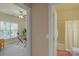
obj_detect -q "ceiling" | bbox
[0,3,27,17]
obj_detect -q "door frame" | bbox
[15,3,32,56]
[48,3,58,56]
[25,7,32,56]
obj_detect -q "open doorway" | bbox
[52,4,79,56]
[0,3,31,56]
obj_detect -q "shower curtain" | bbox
[65,20,79,51]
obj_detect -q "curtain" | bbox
[65,20,79,50]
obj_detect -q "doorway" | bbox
[0,3,31,56]
[51,4,79,56]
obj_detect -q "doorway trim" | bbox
[15,3,32,56]
[25,7,32,56]
[48,3,58,56]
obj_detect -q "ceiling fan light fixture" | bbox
[19,15,24,19]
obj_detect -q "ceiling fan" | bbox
[19,10,27,19]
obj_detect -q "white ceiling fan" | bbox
[19,10,27,19]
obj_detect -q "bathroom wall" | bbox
[56,4,79,49]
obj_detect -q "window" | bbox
[0,21,18,39]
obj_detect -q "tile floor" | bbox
[0,39,27,56]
